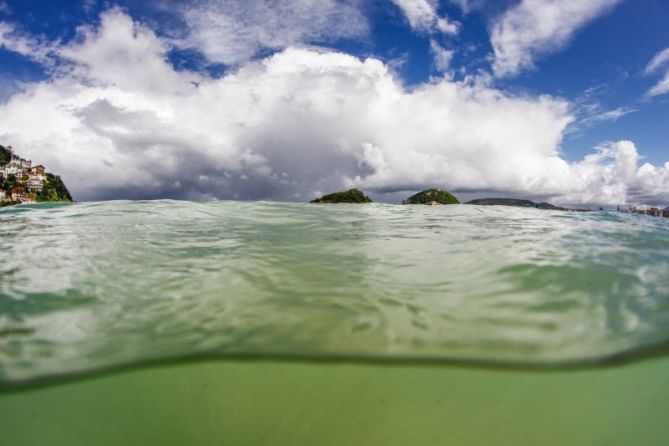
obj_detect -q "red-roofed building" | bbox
[11,187,33,203]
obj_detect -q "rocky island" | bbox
[403,188,460,205]
[310,189,373,203]
[466,198,567,211]
[0,145,72,207]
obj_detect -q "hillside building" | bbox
[27,178,44,192]
[29,165,46,179]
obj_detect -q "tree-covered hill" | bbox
[36,173,73,202]
[310,189,373,203]
[403,188,460,205]
[466,198,566,210]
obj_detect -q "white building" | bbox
[29,165,46,181]
[9,155,31,170]
[27,178,43,192]
[2,165,23,179]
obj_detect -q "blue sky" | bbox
[0,0,668,205]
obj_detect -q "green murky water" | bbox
[3,358,669,445]
[1,201,668,444]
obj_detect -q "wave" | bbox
[1,201,668,388]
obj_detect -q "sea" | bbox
[1,200,669,445]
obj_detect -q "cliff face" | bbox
[0,145,72,205]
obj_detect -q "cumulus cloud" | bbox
[178,0,369,65]
[391,0,459,35]
[564,141,669,206]
[58,10,199,95]
[490,0,622,77]
[0,8,667,206]
[644,47,669,97]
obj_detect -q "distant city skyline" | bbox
[0,0,668,206]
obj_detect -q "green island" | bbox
[307,188,584,212]
[310,187,463,205]
[0,144,72,207]
[310,188,373,203]
[466,198,567,211]
[402,188,460,205]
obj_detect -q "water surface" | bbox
[2,201,668,387]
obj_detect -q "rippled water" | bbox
[1,201,668,387]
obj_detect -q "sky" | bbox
[0,0,668,206]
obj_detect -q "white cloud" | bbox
[391,0,459,35]
[58,9,199,95]
[448,0,484,14]
[490,0,622,77]
[569,83,636,130]
[644,47,669,97]
[390,0,459,74]
[644,48,669,74]
[564,141,669,206]
[179,0,369,65]
[586,106,636,123]
[0,9,667,206]
[571,104,636,132]
[0,21,53,63]
[430,40,454,72]
[647,75,669,98]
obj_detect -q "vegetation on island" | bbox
[310,188,373,203]
[466,198,567,211]
[36,173,73,202]
[0,145,11,166]
[403,188,460,205]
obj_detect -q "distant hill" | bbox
[466,198,567,211]
[403,188,460,205]
[310,188,373,203]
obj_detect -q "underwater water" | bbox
[3,358,669,446]
[1,201,669,444]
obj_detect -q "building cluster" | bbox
[0,152,47,204]
[630,207,669,218]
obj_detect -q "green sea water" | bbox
[1,201,669,445]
